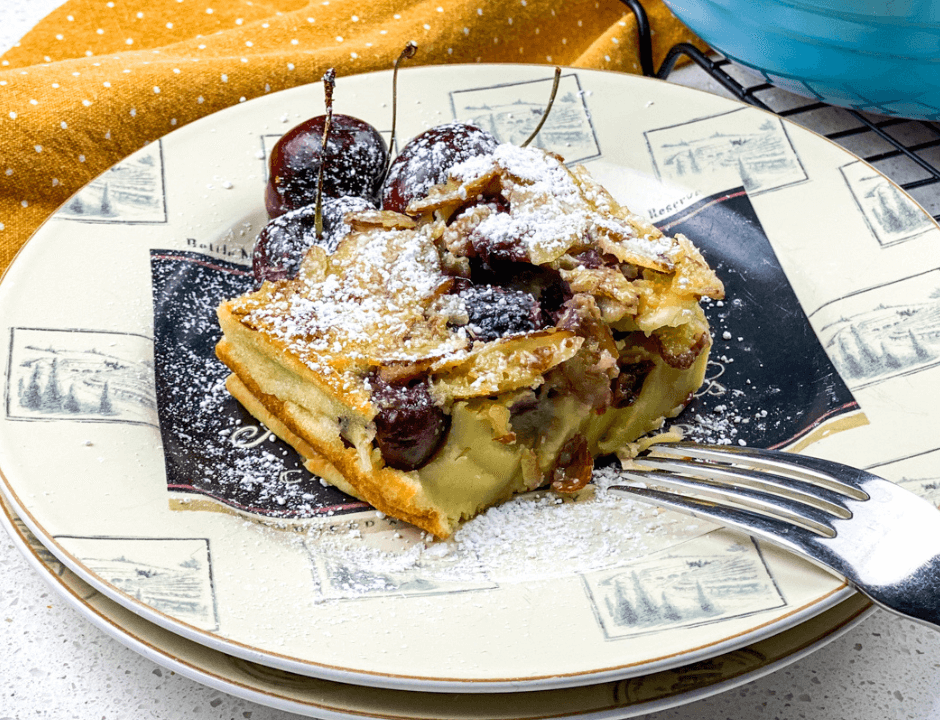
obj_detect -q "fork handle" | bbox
[864,554,940,630]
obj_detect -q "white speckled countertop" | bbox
[3,3,940,719]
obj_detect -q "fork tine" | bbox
[610,483,835,570]
[635,456,853,519]
[616,468,837,537]
[618,444,940,631]
[650,443,870,500]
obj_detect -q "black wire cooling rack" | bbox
[622,0,940,222]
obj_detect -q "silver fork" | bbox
[611,442,940,629]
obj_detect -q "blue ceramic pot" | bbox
[662,0,940,119]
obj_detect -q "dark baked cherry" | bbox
[382,122,498,214]
[611,360,654,409]
[371,376,449,470]
[550,434,593,493]
[252,196,373,283]
[469,224,530,266]
[534,271,573,321]
[265,114,388,218]
[454,285,544,342]
[466,261,570,323]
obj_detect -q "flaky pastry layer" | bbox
[215,144,724,538]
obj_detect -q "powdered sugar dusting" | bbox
[383,122,498,211]
[450,143,576,188]
[232,143,698,396]
[152,251,356,518]
[451,144,678,266]
[240,222,465,382]
[302,468,710,600]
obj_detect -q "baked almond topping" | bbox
[217,141,724,538]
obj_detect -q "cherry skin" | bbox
[382,122,498,214]
[453,285,545,342]
[252,196,374,284]
[370,376,449,470]
[265,114,388,218]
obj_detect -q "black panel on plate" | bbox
[151,250,367,519]
[149,189,858,519]
[659,188,858,448]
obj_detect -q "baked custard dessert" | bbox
[217,141,723,538]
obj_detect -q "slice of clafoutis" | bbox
[216,144,724,539]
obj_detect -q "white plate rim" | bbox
[0,489,874,718]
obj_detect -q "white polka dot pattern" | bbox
[0,0,704,270]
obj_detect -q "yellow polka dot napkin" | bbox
[0,0,704,273]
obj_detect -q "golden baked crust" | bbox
[218,344,460,537]
[216,144,724,538]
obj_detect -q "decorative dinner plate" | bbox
[1,490,873,718]
[1,64,938,692]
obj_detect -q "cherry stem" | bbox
[383,42,418,184]
[315,68,336,239]
[521,67,562,148]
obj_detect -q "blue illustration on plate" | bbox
[868,447,940,508]
[450,73,600,163]
[840,161,934,247]
[5,327,157,425]
[899,474,940,507]
[582,532,784,640]
[645,109,807,195]
[11,513,66,578]
[613,646,768,704]
[814,269,940,390]
[56,142,167,224]
[306,517,496,601]
[55,535,218,631]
